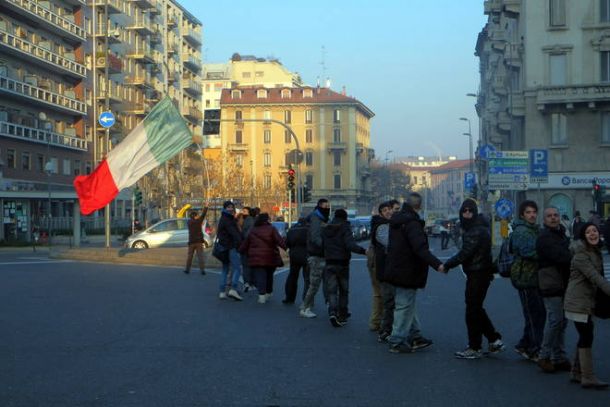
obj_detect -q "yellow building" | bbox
[220,86,375,214]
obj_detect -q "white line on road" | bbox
[0,260,74,266]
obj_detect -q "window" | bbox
[231,89,241,99]
[63,159,71,175]
[303,88,313,98]
[264,129,271,144]
[549,0,566,27]
[285,130,291,144]
[49,157,58,174]
[255,71,264,78]
[333,151,341,166]
[333,128,341,143]
[242,72,251,78]
[235,110,242,121]
[36,154,44,172]
[306,174,313,189]
[257,89,267,98]
[413,176,418,185]
[235,130,243,144]
[264,152,271,167]
[549,54,566,85]
[333,109,341,123]
[86,161,92,175]
[602,0,610,22]
[264,174,271,189]
[235,155,243,167]
[281,89,291,98]
[305,152,313,166]
[334,174,341,189]
[602,51,610,82]
[74,159,81,176]
[263,110,271,120]
[551,113,567,145]
[284,110,291,123]
[305,109,313,124]
[306,129,313,143]
[21,152,30,170]
[602,112,610,143]
[7,149,15,168]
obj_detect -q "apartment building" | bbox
[92,0,203,219]
[220,86,375,214]
[202,54,302,148]
[429,159,472,218]
[477,0,610,217]
[0,0,89,241]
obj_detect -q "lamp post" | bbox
[39,112,52,246]
[459,117,474,174]
[384,150,393,199]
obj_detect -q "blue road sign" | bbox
[98,111,115,128]
[464,172,476,190]
[529,149,548,183]
[495,198,514,219]
[479,144,496,160]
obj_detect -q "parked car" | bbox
[125,218,212,249]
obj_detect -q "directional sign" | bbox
[529,149,548,183]
[495,198,514,219]
[464,172,476,190]
[488,151,529,190]
[98,111,115,128]
[479,144,496,160]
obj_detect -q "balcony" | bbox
[504,43,522,67]
[0,120,87,151]
[182,78,202,96]
[148,0,161,14]
[124,102,151,116]
[126,0,154,8]
[327,142,347,151]
[181,106,203,122]
[96,83,123,106]
[484,0,502,15]
[96,53,123,74]
[182,54,201,71]
[127,46,155,64]
[182,27,202,46]
[95,23,123,44]
[0,29,86,78]
[536,84,610,108]
[504,0,522,15]
[92,0,122,14]
[0,74,86,115]
[127,16,154,36]
[150,30,162,44]
[4,0,86,42]
[228,143,249,151]
[491,75,507,95]
[65,0,86,5]
[124,74,153,89]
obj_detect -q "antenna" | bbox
[320,45,327,83]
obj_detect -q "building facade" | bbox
[220,86,375,214]
[477,0,610,218]
[0,0,89,241]
[429,159,472,218]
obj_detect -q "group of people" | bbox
[183,195,610,390]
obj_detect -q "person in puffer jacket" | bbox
[322,209,366,327]
[443,199,505,359]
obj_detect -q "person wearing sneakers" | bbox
[442,199,505,359]
[184,203,208,275]
[535,206,572,373]
[384,193,443,354]
[300,198,331,318]
[216,201,243,301]
[321,209,367,327]
[283,217,310,304]
[239,213,286,304]
[564,223,610,389]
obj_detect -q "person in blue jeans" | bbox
[216,200,243,301]
[383,193,443,353]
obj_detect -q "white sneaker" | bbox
[228,289,243,301]
[219,292,227,300]
[257,294,267,304]
[299,308,317,318]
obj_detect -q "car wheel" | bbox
[132,240,148,249]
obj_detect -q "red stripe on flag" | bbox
[73,159,119,215]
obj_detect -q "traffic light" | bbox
[134,187,143,206]
[593,178,602,200]
[303,186,312,202]
[287,166,295,190]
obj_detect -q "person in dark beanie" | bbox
[322,208,366,327]
[216,200,243,301]
[283,217,310,304]
[183,202,208,275]
[443,198,505,359]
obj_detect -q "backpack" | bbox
[495,234,515,278]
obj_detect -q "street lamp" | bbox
[459,117,474,174]
[39,112,53,246]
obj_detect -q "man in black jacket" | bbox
[216,200,243,301]
[385,193,443,353]
[184,203,208,275]
[536,206,572,373]
[283,217,310,304]
[322,209,366,327]
[443,199,504,359]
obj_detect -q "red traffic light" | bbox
[287,168,295,177]
[594,184,601,191]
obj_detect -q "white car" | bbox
[125,218,212,249]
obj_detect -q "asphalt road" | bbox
[1,239,610,406]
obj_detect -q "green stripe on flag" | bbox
[143,97,193,164]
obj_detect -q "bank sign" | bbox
[527,173,610,189]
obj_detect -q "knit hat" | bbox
[459,198,479,229]
[222,200,234,209]
[334,209,348,220]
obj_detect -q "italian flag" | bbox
[74,97,193,215]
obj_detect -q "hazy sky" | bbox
[179,0,487,160]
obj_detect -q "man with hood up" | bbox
[322,209,366,327]
[300,198,331,318]
[384,192,443,353]
[443,199,505,359]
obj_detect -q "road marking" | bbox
[0,260,74,266]
[18,257,50,260]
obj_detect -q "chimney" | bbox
[341,86,346,95]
